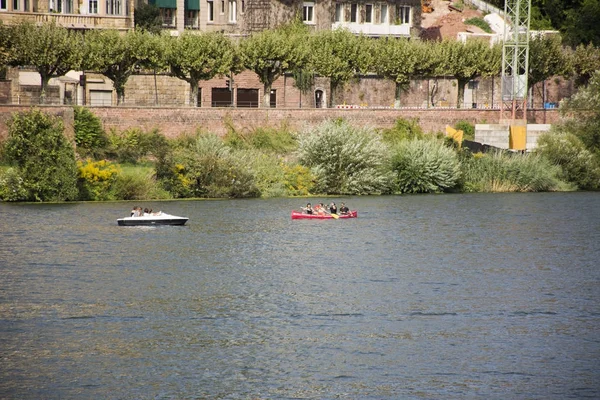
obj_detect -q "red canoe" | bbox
[291,210,358,219]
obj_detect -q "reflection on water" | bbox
[1,193,599,399]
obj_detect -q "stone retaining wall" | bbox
[0,105,561,141]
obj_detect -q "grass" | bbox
[464,17,493,34]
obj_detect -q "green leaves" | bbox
[297,119,392,194]
[167,32,236,106]
[310,29,371,107]
[240,23,310,107]
[4,109,78,201]
[9,22,83,103]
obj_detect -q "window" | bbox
[302,2,314,24]
[396,5,410,24]
[365,4,372,23]
[335,3,343,22]
[220,0,224,13]
[0,0,7,10]
[207,0,214,21]
[228,0,236,22]
[350,3,358,22]
[241,0,244,13]
[88,0,98,13]
[380,4,387,23]
[106,0,121,15]
[185,10,199,28]
[160,8,175,26]
[12,0,18,11]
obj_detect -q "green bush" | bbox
[390,139,461,193]
[282,163,315,196]
[298,119,392,195]
[112,165,171,200]
[156,133,260,198]
[454,120,475,141]
[0,167,28,201]
[461,151,565,192]
[536,132,600,190]
[380,118,425,146]
[73,106,108,158]
[77,159,120,201]
[4,109,78,202]
[233,149,288,197]
[247,126,298,154]
[106,128,169,164]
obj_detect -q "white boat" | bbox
[117,212,188,226]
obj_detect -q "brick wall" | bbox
[86,107,562,138]
[0,106,74,142]
[0,105,561,142]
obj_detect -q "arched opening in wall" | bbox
[315,89,325,108]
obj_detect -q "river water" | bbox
[1,193,599,399]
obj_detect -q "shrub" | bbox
[282,163,315,196]
[73,106,108,158]
[246,126,298,154]
[298,119,392,195]
[454,120,475,141]
[233,149,288,197]
[461,151,565,192]
[157,133,260,198]
[536,132,600,190]
[112,166,171,200]
[106,128,169,164]
[4,109,78,202]
[77,159,120,201]
[380,118,425,146]
[390,139,461,193]
[0,167,28,201]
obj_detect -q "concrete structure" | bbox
[475,123,552,151]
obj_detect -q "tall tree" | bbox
[83,29,164,105]
[561,0,600,46]
[134,3,163,34]
[167,32,236,107]
[435,40,501,108]
[240,22,309,108]
[9,22,82,104]
[570,43,600,87]
[310,29,371,108]
[373,39,436,108]
[528,34,572,103]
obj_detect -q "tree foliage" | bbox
[435,40,501,108]
[373,39,435,107]
[570,43,600,87]
[9,22,82,103]
[310,29,371,107]
[134,3,163,34]
[556,71,600,156]
[84,30,165,105]
[167,32,236,107]
[3,109,78,201]
[528,34,572,93]
[240,22,309,107]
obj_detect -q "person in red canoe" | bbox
[329,202,338,215]
[301,203,313,214]
[339,202,349,215]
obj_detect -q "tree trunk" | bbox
[457,78,467,109]
[189,79,199,107]
[394,82,402,108]
[262,81,272,108]
[40,75,50,105]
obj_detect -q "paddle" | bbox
[324,209,339,219]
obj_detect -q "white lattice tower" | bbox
[500,0,531,122]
